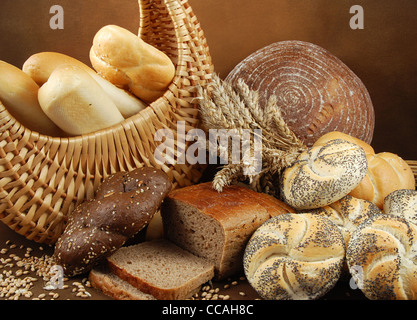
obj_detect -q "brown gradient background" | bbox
[0,0,416,159]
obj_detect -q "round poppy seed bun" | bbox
[243,213,345,300]
[346,214,417,300]
[384,189,417,225]
[225,40,375,147]
[280,139,368,210]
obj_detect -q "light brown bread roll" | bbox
[384,189,417,225]
[90,25,175,103]
[23,52,146,118]
[346,214,417,300]
[280,139,368,210]
[0,60,63,136]
[38,64,125,136]
[243,213,345,300]
[225,40,375,147]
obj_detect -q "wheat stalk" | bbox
[197,73,308,194]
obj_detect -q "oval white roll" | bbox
[38,65,124,136]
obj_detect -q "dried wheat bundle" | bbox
[197,73,308,195]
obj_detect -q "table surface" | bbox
[0,220,367,301]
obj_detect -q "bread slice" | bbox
[89,266,156,300]
[107,239,214,300]
[161,182,294,280]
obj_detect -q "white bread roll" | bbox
[309,195,382,246]
[315,131,416,209]
[38,65,124,136]
[90,25,175,103]
[243,213,345,300]
[280,139,368,210]
[346,214,417,300]
[384,189,417,225]
[0,60,63,136]
[23,52,146,118]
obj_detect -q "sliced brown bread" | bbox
[89,265,156,300]
[107,239,215,300]
[161,182,294,280]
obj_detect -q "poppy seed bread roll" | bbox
[384,189,417,225]
[346,214,417,300]
[243,213,345,300]
[280,139,368,210]
[315,131,416,209]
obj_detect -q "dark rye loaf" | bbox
[54,167,172,276]
[161,182,294,280]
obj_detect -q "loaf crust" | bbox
[384,189,417,225]
[161,182,294,280]
[225,40,375,147]
[54,167,172,276]
[243,213,345,300]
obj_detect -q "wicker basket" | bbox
[0,0,213,244]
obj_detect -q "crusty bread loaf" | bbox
[107,239,215,300]
[54,167,172,276]
[38,64,125,135]
[161,182,294,280]
[23,52,146,118]
[89,265,156,300]
[225,40,375,147]
[243,213,345,300]
[90,25,175,103]
[384,189,417,225]
[280,138,368,210]
[315,131,416,209]
[308,195,382,246]
[346,214,417,300]
[0,60,63,136]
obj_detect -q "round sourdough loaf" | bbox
[384,189,417,225]
[280,139,368,210]
[346,214,417,300]
[243,213,345,300]
[225,40,375,147]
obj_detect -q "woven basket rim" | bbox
[0,0,214,244]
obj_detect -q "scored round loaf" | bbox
[280,138,368,210]
[384,189,417,225]
[243,213,345,300]
[315,131,416,209]
[53,167,172,277]
[346,214,417,300]
[309,195,382,246]
[225,40,375,147]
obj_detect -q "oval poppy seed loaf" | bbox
[225,40,375,146]
[243,213,345,300]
